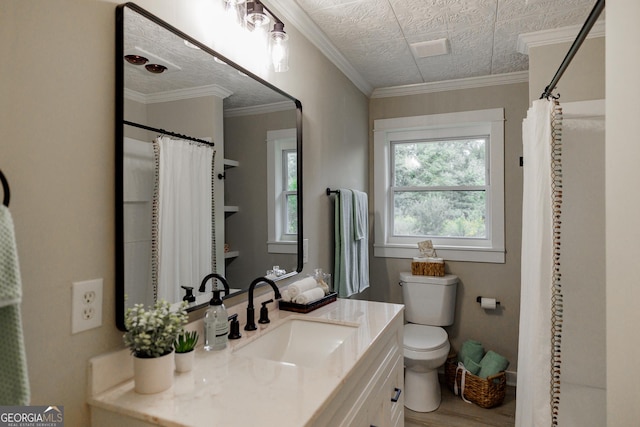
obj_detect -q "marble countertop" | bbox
[88,299,404,427]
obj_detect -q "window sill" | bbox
[373,244,505,263]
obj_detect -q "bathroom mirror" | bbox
[115,3,303,330]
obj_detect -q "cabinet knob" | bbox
[391,387,402,403]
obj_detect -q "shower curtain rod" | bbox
[539,0,605,99]
[124,120,214,146]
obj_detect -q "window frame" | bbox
[267,128,297,254]
[373,108,505,263]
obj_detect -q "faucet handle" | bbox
[258,299,274,324]
[228,313,242,340]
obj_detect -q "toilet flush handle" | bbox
[398,280,405,287]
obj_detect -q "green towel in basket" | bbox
[478,350,509,379]
[458,339,484,365]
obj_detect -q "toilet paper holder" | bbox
[476,296,500,306]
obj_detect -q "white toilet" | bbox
[400,272,458,412]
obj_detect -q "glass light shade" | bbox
[270,23,289,72]
[245,2,270,27]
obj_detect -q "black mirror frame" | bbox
[115,2,303,330]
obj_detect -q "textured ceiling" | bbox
[123,6,295,110]
[290,0,598,89]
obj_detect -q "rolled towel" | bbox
[316,279,329,295]
[280,289,292,302]
[293,287,325,305]
[458,339,484,365]
[478,350,509,379]
[463,356,482,376]
[287,277,319,298]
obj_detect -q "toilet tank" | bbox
[400,272,458,326]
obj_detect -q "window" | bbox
[267,128,297,253]
[373,109,505,263]
[282,148,298,236]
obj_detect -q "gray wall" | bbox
[369,83,528,372]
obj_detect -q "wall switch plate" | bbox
[72,278,103,334]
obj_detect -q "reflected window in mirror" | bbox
[267,128,297,254]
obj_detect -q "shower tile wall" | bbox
[556,102,606,427]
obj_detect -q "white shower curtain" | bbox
[154,136,215,303]
[516,99,563,427]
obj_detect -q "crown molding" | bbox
[124,85,233,104]
[370,71,529,99]
[224,100,296,117]
[264,0,373,96]
[517,19,605,55]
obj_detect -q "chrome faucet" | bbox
[245,277,282,331]
[199,273,230,296]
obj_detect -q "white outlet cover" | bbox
[72,278,103,334]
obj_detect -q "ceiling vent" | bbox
[410,38,450,59]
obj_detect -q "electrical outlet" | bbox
[72,278,103,334]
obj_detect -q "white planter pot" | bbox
[133,351,174,394]
[174,350,195,373]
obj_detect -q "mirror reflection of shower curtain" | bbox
[153,136,215,303]
[516,99,563,427]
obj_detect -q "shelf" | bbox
[224,205,239,213]
[223,159,239,169]
[224,251,239,259]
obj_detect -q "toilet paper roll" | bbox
[480,297,497,310]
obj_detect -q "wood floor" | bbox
[404,376,516,427]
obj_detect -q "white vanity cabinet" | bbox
[310,312,404,427]
[88,300,404,427]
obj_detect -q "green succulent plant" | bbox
[174,330,199,353]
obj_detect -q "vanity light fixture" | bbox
[221,0,290,72]
[270,21,289,72]
[245,1,270,27]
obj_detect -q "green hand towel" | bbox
[0,206,30,405]
[478,350,509,379]
[463,356,481,375]
[458,339,484,364]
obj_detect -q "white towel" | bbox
[0,205,30,405]
[287,277,319,298]
[293,287,326,305]
[280,289,292,302]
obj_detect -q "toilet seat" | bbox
[404,324,448,352]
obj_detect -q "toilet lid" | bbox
[404,324,448,352]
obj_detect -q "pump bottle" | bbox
[204,289,229,351]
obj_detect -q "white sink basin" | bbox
[235,318,358,367]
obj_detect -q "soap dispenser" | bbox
[204,289,229,351]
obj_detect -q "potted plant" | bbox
[174,330,199,373]
[123,299,188,393]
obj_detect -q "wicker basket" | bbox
[410,261,445,277]
[444,354,506,408]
